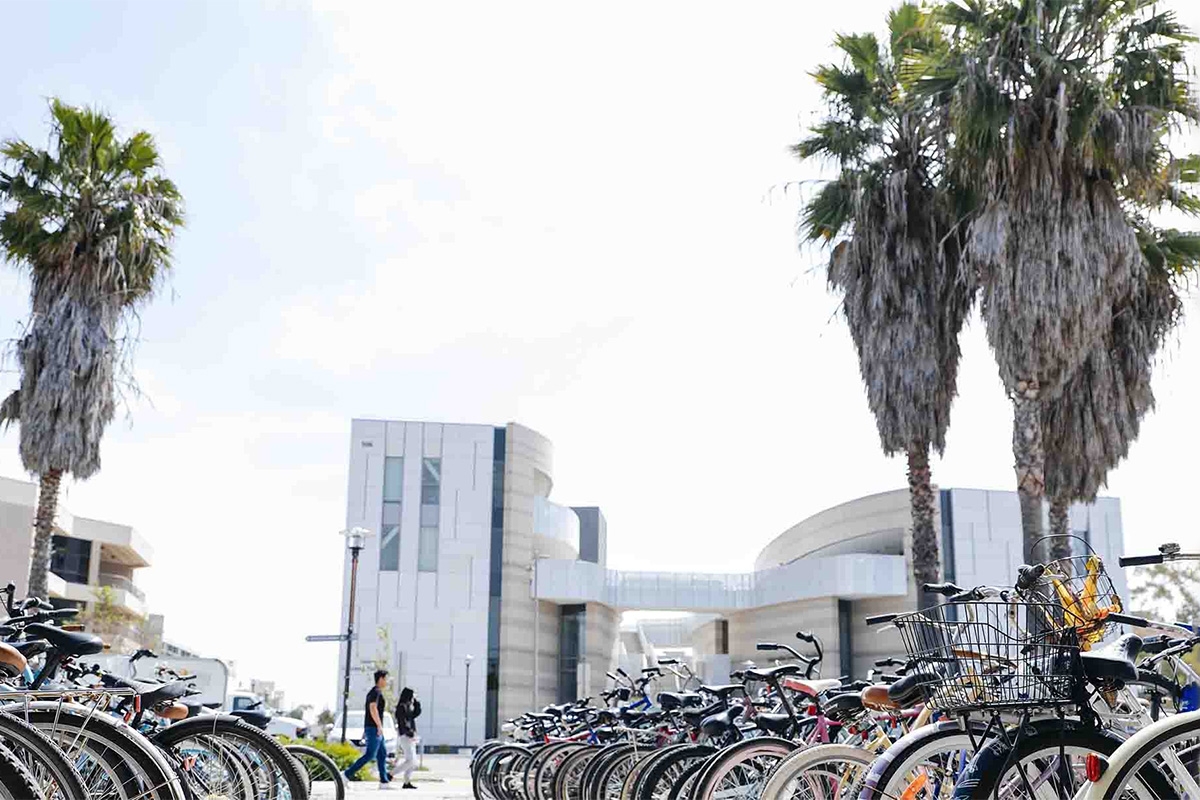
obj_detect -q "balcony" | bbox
[99,573,146,602]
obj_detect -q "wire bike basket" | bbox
[893,600,1083,712]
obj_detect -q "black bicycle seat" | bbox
[1082,633,1143,686]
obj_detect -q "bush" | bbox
[279,736,373,781]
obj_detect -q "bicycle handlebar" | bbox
[922,582,964,596]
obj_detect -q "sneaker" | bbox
[402,783,418,789]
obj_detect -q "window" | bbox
[50,536,91,584]
[715,619,729,655]
[418,458,440,572]
[558,605,586,703]
[838,600,853,678]
[381,457,402,571]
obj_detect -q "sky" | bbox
[2,0,1200,713]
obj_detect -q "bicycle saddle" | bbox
[824,691,865,721]
[0,642,26,678]
[699,706,743,739]
[23,622,104,657]
[887,671,938,707]
[1081,633,1143,686]
[860,684,899,711]
[753,713,792,735]
[699,684,745,699]
[10,640,47,659]
[745,664,802,682]
[657,692,702,711]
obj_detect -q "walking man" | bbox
[344,669,393,787]
[394,686,423,789]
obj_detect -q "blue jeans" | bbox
[345,727,389,783]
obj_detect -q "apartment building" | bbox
[0,475,156,651]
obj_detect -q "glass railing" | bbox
[98,573,146,602]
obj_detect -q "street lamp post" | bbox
[463,655,473,747]
[340,527,370,745]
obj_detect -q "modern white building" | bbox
[0,476,151,617]
[338,419,1127,745]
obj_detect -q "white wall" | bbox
[947,489,1128,605]
[339,420,495,746]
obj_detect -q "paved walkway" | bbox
[343,753,472,799]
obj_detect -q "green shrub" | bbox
[278,736,373,781]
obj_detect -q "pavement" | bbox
[342,753,472,799]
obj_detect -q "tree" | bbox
[1043,249,1187,557]
[800,5,974,604]
[0,100,183,598]
[285,705,313,722]
[81,584,150,651]
[317,708,335,727]
[918,0,1199,562]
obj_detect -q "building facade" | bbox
[338,420,1127,745]
[1,476,156,651]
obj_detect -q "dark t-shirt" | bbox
[364,687,384,730]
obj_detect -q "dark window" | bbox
[50,536,91,584]
[715,619,728,655]
[838,600,853,678]
[486,428,506,739]
[558,605,586,703]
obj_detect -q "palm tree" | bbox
[0,100,183,599]
[800,5,975,605]
[918,0,1199,561]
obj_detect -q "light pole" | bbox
[340,527,371,745]
[463,654,473,747]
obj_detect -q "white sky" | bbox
[2,0,1199,712]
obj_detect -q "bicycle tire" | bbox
[3,702,181,800]
[668,760,706,800]
[581,742,636,799]
[635,744,715,800]
[1085,709,1200,799]
[554,744,600,800]
[0,741,39,800]
[590,743,647,800]
[529,741,585,800]
[687,736,795,800]
[477,744,529,800]
[953,721,1173,799]
[154,715,308,800]
[0,710,90,800]
[286,744,347,800]
[759,741,876,799]
[858,718,988,799]
[622,744,691,800]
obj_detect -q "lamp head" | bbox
[341,527,372,551]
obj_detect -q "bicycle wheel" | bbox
[581,743,636,800]
[668,760,706,800]
[4,702,181,800]
[154,716,308,799]
[0,741,39,800]
[0,710,89,800]
[860,719,988,799]
[636,744,715,800]
[954,722,1173,799]
[1088,710,1200,799]
[474,744,526,800]
[688,736,795,799]
[286,744,346,800]
[591,743,647,800]
[759,742,876,799]
[554,744,600,800]
[529,742,585,800]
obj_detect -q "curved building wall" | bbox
[754,488,910,571]
[496,422,562,726]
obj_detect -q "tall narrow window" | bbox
[380,457,403,571]
[418,457,440,572]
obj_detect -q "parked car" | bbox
[227,690,308,738]
[332,710,396,756]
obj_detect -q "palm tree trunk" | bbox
[1048,495,1072,561]
[26,469,63,600]
[907,444,940,609]
[1013,380,1046,564]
